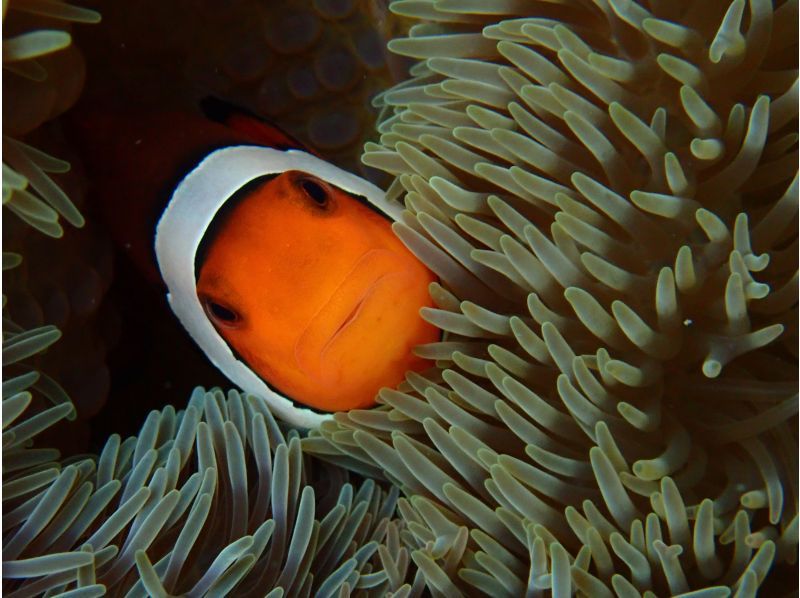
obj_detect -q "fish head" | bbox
[196,169,439,411]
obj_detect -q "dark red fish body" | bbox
[66,98,304,282]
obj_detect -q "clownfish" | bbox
[69,97,439,427]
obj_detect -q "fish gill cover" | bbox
[2,0,798,597]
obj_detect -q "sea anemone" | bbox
[3,0,99,237]
[304,0,799,594]
[3,0,116,429]
[5,0,796,594]
[3,387,415,596]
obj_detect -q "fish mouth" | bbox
[294,249,401,380]
[329,290,370,341]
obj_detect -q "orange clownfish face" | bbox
[195,170,439,412]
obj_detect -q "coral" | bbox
[3,388,415,597]
[303,0,800,595]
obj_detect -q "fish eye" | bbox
[202,297,241,327]
[299,177,329,207]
